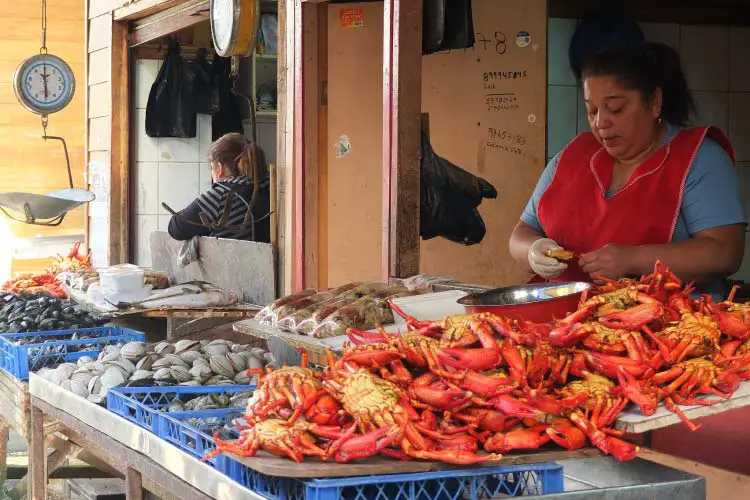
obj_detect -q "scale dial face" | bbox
[13,54,76,115]
[210,0,258,57]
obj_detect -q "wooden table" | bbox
[28,373,263,500]
[67,287,260,340]
[233,318,331,366]
[0,369,103,499]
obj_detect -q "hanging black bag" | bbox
[420,127,497,245]
[145,40,198,138]
[191,48,221,115]
[423,0,475,55]
[211,56,245,141]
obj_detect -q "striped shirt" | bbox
[168,175,271,243]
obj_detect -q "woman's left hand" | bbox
[579,244,635,279]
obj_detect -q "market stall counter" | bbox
[29,372,263,500]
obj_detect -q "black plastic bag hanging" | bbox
[190,48,220,115]
[145,40,198,138]
[423,0,475,55]
[420,127,497,245]
[211,56,245,141]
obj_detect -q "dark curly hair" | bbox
[582,42,696,127]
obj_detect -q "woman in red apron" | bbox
[509,42,746,301]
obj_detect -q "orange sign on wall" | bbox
[340,8,364,28]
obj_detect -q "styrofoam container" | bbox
[103,284,153,305]
[99,267,145,292]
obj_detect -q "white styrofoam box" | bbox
[199,163,213,194]
[729,27,750,92]
[134,215,158,267]
[390,290,469,323]
[135,59,159,110]
[729,93,750,162]
[576,87,590,134]
[692,91,729,133]
[547,18,578,86]
[135,109,159,162]
[135,162,159,215]
[198,114,213,160]
[157,162,200,215]
[316,290,469,351]
[547,85,578,156]
[680,25,729,92]
[639,22,680,51]
[159,136,201,163]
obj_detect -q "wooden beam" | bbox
[293,0,305,291]
[301,3,321,290]
[278,0,294,295]
[129,0,209,47]
[110,21,130,265]
[115,0,194,21]
[382,0,422,280]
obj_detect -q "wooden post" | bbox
[30,406,45,500]
[110,20,131,264]
[126,467,144,500]
[382,0,423,281]
[0,422,8,490]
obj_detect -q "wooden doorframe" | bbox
[110,20,130,265]
[292,0,422,291]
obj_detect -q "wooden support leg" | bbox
[30,406,46,500]
[10,439,82,500]
[0,421,9,490]
[126,467,144,500]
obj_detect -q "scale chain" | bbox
[40,0,47,54]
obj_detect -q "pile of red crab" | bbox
[206,261,750,465]
[2,241,91,298]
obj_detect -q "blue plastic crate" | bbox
[107,385,255,434]
[154,408,246,471]
[229,461,564,500]
[0,326,146,380]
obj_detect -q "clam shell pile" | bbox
[37,339,276,404]
[163,391,254,413]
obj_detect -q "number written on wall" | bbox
[435,31,508,55]
[485,93,520,112]
[487,128,526,156]
[474,31,508,55]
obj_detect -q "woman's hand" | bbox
[579,244,635,279]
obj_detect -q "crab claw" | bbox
[570,413,639,461]
[489,394,540,418]
[437,348,502,372]
[598,302,665,330]
[545,419,587,450]
[585,352,656,379]
[406,444,503,465]
[409,386,473,410]
[326,424,401,463]
[346,328,388,345]
[616,366,658,416]
[549,323,593,347]
[484,424,551,453]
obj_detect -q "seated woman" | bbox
[168,132,271,243]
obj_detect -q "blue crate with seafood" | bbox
[0,326,146,380]
[229,461,564,500]
[107,384,255,434]
[153,407,247,472]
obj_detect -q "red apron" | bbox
[535,126,735,283]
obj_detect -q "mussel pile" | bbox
[37,339,275,404]
[0,294,107,333]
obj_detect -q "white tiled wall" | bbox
[132,59,212,267]
[547,20,750,280]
